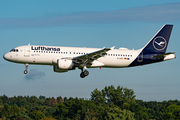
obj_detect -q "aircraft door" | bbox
[24,46,30,57]
[138,52,143,62]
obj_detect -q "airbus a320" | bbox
[3,25,176,78]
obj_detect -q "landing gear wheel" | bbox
[79,67,89,78]
[24,70,28,74]
[84,70,89,76]
[24,64,29,74]
[80,72,85,78]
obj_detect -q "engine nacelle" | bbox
[57,59,74,69]
[53,65,68,73]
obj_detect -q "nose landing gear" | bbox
[24,64,28,74]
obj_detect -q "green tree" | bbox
[28,110,46,120]
[162,104,180,119]
[91,88,106,104]
[105,105,135,120]
[91,85,136,109]
[1,95,8,104]
[0,103,11,117]
[10,104,20,117]
[30,96,38,104]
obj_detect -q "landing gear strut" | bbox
[24,64,28,74]
[80,67,89,78]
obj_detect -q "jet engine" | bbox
[57,59,74,69]
[53,65,68,73]
[53,59,75,73]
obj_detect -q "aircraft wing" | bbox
[72,48,111,66]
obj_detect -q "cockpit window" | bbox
[10,49,19,52]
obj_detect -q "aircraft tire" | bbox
[84,70,89,76]
[80,72,85,78]
[24,70,28,74]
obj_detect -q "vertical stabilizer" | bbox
[142,24,173,53]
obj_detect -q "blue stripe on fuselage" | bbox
[129,52,164,67]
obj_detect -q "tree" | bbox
[105,105,135,120]
[91,88,106,104]
[57,96,64,104]
[162,104,180,119]
[0,103,11,118]
[42,116,56,120]
[10,104,20,116]
[1,95,8,104]
[45,97,57,107]
[51,97,57,106]
[29,96,38,104]
[39,96,46,100]
[91,85,136,109]
[28,110,46,120]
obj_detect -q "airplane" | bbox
[3,24,176,78]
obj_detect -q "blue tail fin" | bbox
[142,24,173,54]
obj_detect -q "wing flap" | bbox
[73,48,111,65]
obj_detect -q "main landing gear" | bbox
[80,68,89,78]
[24,64,28,74]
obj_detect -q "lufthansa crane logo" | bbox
[153,36,167,51]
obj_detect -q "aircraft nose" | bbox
[3,53,9,61]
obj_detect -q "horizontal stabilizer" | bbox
[153,52,175,58]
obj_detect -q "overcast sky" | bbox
[0,0,180,101]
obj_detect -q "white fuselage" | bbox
[4,45,141,68]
